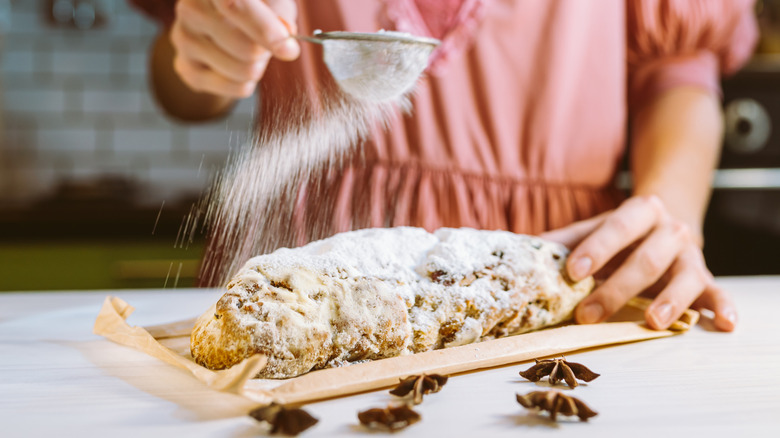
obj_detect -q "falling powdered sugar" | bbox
[195,91,404,287]
[192,31,438,287]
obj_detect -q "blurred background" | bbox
[0,0,255,290]
[0,0,778,292]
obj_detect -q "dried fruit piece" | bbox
[249,402,319,436]
[389,373,448,404]
[518,357,600,388]
[516,390,598,422]
[358,404,421,431]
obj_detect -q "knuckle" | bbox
[587,249,605,268]
[222,83,250,99]
[213,0,239,12]
[572,243,601,268]
[692,267,710,287]
[680,254,710,286]
[233,62,261,81]
[606,215,632,239]
[647,195,667,216]
[237,81,257,97]
[636,249,666,278]
[170,25,194,52]
[174,58,204,91]
[172,55,189,76]
[593,283,625,314]
[248,46,271,63]
[248,59,269,79]
[705,278,724,296]
[669,221,691,242]
[175,0,194,21]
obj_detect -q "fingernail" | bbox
[652,303,674,328]
[725,309,737,325]
[720,309,738,330]
[579,302,603,324]
[273,38,300,60]
[570,257,592,281]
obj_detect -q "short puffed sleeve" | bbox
[627,0,758,112]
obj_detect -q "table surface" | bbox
[1,277,779,437]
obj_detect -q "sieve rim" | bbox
[311,31,441,48]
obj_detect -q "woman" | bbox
[133,0,757,332]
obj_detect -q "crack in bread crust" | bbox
[191,227,594,378]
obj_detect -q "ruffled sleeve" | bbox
[627,0,758,112]
[127,0,177,27]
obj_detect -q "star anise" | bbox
[516,390,598,422]
[388,373,449,404]
[358,404,421,431]
[518,357,600,388]
[248,402,319,436]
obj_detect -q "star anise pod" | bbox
[358,404,421,431]
[516,390,598,422]
[518,357,600,388]
[248,402,319,436]
[388,373,449,404]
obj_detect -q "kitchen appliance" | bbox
[703,2,780,275]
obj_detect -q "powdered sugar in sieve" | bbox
[300,30,440,102]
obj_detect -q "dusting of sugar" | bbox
[192,227,593,378]
[233,226,577,323]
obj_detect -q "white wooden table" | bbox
[1,277,779,437]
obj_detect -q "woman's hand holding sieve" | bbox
[171,0,300,98]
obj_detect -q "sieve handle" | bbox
[276,14,324,46]
[294,34,324,45]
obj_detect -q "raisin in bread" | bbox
[190,227,593,378]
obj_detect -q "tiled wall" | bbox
[0,0,255,206]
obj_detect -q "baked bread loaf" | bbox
[191,227,593,378]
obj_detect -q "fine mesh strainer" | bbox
[297,30,441,102]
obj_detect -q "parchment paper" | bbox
[93,296,697,405]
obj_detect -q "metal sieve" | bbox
[297,30,441,102]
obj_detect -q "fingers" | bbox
[646,247,737,332]
[691,280,738,332]
[574,221,688,324]
[642,246,709,329]
[539,211,609,249]
[173,54,259,98]
[171,0,298,97]
[562,195,736,332]
[176,0,265,62]
[212,0,300,60]
[567,196,667,282]
[172,22,269,84]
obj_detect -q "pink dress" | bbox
[132,0,757,237]
[259,0,757,240]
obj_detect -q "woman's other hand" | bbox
[541,195,737,332]
[171,0,299,98]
